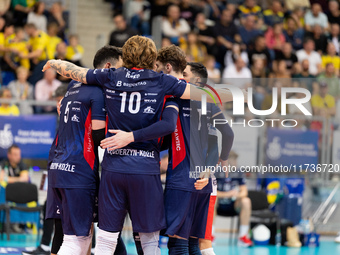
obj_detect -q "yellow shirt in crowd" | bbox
[0,105,20,116]
[8,40,30,70]
[47,35,62,59]
[65,45,84,61]
[321,55,340,70]
[28,31,49,61]
[311,94,335,109]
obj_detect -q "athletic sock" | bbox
[139,231,161,255]
[167,237,189,255]
[201,248,215,255]
[40,244,50,251]
[133,232,144,255]
[239,225,249,238]
[95,229,119,255]
[58,234,92,255]
[188,238,201,255]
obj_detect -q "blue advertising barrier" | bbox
[266,128,319,167]
[0,115,56,159]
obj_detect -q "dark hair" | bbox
[93,45,122,68]
[33,2,43,13]
[8,144,20,154]
[303,37,314,44]
[187,62,208,79]
[157,45,187,73]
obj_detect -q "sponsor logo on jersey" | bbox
[93,69,97,74]
[125,72,140,79]
[106,89,115,94]
[50,162,76,172]
[145,93,158,96]
[143,106,155,114]
[107,148,155,158]
[144,99,157,103]
[74,101,82,104]
[71,115,80,122]
[73,82,82,88]
[72,107,81,112]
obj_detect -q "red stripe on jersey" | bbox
[171,116,186,169]
[55,134,58,146]
[158,95,173,145]
[105,115,108,135]
[131,67,143,70]
[84,109,95,170]
[204,195,217,240]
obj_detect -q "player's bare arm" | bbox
[42,59,89,84]
[181,84,248,103]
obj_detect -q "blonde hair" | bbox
[122,36,157,69]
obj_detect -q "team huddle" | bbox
[43,36,236,255]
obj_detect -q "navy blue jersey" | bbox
[48,80,106,189]
[217,177,246,204]
[86,67,187,174]
[165,98,221,193]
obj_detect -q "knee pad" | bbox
[139,231,161,255]
[95,229,119,255]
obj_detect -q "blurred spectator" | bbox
[317,63,340,100]
[263,0,284,27]
[161,37,172,48]
[179,0,199,28]
[261,80,283,113]
[216,151,253,247]
[0,0,10,18]
[126,0,150,36]
[251,58,266,78]
[326,0,340,25]
[321,42,340,75]
[11,0,33,27]
[194,13,216,56]
[35,69,61,113]
[54,42,71,83]
[42,0,66,11]
[328,23,340,54]
[225,43,248,68]
[238,0,263,27]
[283,16,304,50]
[23,23,50,68]
[222,55,252,89]
[0,145,29,183]
[47,2,67,39]
[180,32,207,63]
[304,3,329,32]
[150,0,169,22]
[162,5,190,44]
[265,22,285,50]
[308,24,328,54]
[5,27,30,71]
[285,0,310,12]
[296,38,322,75]
[238,15,263,46]
[203,55,220,83]
[0,21,15,57]
[292,59,316,92]
[269,59,291,87]
[275,42,298,73]
[288,90,313,117]
[46,22,62,59]
[0,88,20,116]
[65,34,84,66]
[109,14,138,47]
[248,35,271,69]
[311,82,336,118]
[27,1,47,32]
[8,67,33,114]
[291,7,306,29]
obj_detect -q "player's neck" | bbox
[169,70,184,79]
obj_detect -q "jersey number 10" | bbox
[119,92,141,114]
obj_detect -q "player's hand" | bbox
[218,158,228,178]
[100,130,134,151]
[57,98,63,115]
[194,178,209,190]
[42,60,52,72]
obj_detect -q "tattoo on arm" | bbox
[49,60,89,84]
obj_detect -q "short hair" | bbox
[25,23,37,30]
[33,1,43,13]
[157,45,187,73]
[93,45,122,68]
[122,36,157,70]
[8,144,20,154]
[303,37,313,44]
[187,62,208,79]
[0,87,10,97]
[53,84,68,98]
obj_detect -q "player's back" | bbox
[49,81,106,189]
[86,67,187,174]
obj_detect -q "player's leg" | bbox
[95,171,128,255]
[51,219,63,255]
[199,194,217,255]
[234,197,252,246]
[57,188,96,254]
[133,232,144,255]
[127,174,165,255]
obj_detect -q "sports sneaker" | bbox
[335,233,340,243]
[238,235,253,247]
[22,246,50,255]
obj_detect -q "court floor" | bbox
[0,233,339,255]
